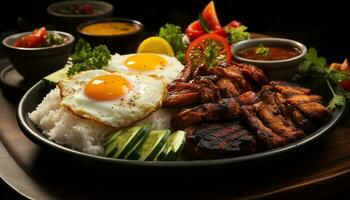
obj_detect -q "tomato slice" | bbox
[185,33,232,68]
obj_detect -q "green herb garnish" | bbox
[158,23,188,63]
[225,25,250,44]
[255,44,270,56]
[46,31,66,46]
[293,47,350,111]
[67,39,111,77]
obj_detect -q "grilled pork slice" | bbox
[237,91,260,105]
[185,122,256,159]
[257,104,305,141]
[291,102,331,122]
[164,81,219,107]
[269,81,311,97]
[207,65,252,92]
[233,62,269,85]
[241,105,286,149]
[216,78,241,97]
[171,98,240,130]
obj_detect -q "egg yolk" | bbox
[84,75,132,101]
[124,54,167,71]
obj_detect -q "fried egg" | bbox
[105,53,185,83]
[57,70,167,128]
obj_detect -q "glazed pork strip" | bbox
[185,122,256,159]
[258,86,306,141]
[233,62,269,85]
[241,105,286,149]
[291,102,331,122]
[257,104,305,141]
[216,78,241,97]
[207,66,252,92]
[269,81,311,97]
[171,98,240,130]
[237,91,260,105]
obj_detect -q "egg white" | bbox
[104,53,185,83]
[57,70,167,129]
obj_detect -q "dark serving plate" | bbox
[17,80,345,172]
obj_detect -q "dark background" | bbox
[0,0,349,62]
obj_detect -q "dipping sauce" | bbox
[80,22,141,36]
[237,45,301,61]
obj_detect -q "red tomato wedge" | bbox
[185,33,232,68]
[13,27,48,48]
[185,1,222,41]
[185,21,204,41]
[201,1,221,30]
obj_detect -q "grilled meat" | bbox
[237,91,260,105]
[241,105,286,148]
[287,94,323,104]
[207,65,252,92]
[292,102,331,122]
[185,122,256,159]
[164,81,220,107]
[234,62,269,85]
[175,64,192,82]
[269,81,311,97]
[257,104,305,141]
[171,98,240,130]
[216,78,241,97]
[291,108,317,132]
[166,62,331,157]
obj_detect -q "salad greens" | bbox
[158,23,188,63]
[293,48,350,111]
[67,39,111,77]
[225,25,250,44]
[46,31,66,46]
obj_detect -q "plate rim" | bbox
[17,80,345,167]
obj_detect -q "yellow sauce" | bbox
[81,22,140,36]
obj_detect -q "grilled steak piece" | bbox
[241,105,286,149]
[171,98,240,130]
[185,122,256,159]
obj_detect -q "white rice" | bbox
[29,88,172,155]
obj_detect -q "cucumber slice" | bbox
[128,130,170,161]
[112,124,151,159]
[103,130,123,147]
[163,130,186,161]
[123,130,150,159]
[43,66,69,84]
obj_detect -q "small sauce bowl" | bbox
[77,18,144,54]
[231,38,307,80]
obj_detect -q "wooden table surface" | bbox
[1,49,350,199]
